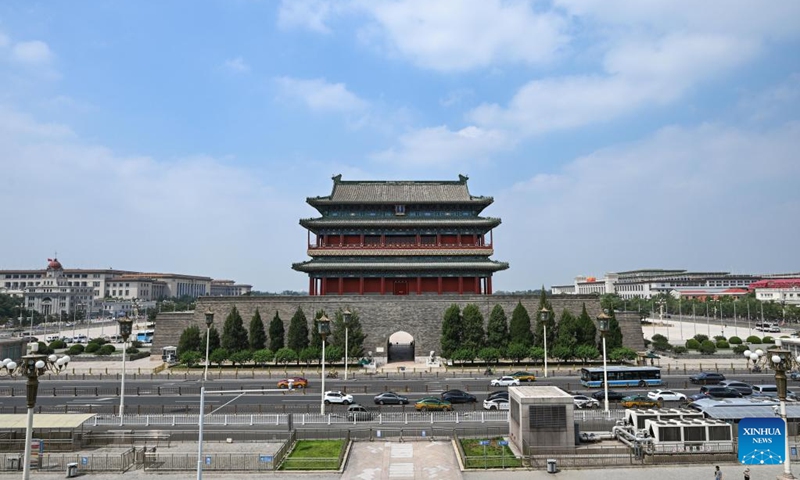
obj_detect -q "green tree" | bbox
[268,311,285,352]
[229,350,252,366]
[177,325,201,356]
[440,304,462,358]
[252,348,274,366]
[478,347,501,364]
[299,346,320,364]
[274,347,298,364]
[221,306,249,353]
[553,309,579,357]
[330,308,366,358]
[575,304,597,345]
[461,304,485,352]
[287,307,309,353]
[609,347,637,362]
[551,344,573,361]
[249,309,266,351]
[699,340,717,354]
[209,348,228,366]
[605,309,624,350]
[325,345,343,363]
[485,304,509,351]
[179,351,201,367]
[533,289,555,349]
[574,344,600,362]
[506,343,529,363]
[529,346,545,362]
[201,326,221,353]
[510,302,534,349]
[452,347,476,365]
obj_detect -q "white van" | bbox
[46,334,60,342]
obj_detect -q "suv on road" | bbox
[573,395,600,409]
[689,372,726,385]
[346,404,375,421]
[323,391,354,405]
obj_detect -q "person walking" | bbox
[743,467,750,480]
[715,465,723,479]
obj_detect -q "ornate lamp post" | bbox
[597,312,611,413]
[2,350,69,480]
[743,348,764,372]
[117,314,134,422]
[203,309,214,382]
[318,315,331,415]
[539,307,550,378]
[343,309,351,381]
[765,347,799,480]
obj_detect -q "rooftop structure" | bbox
[293,175,508,295]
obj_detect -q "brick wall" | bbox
[153,295,644,361]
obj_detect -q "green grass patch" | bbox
[280,440,344,470]
[460,437,522,469]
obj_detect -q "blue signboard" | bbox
[259,455,273,463]
[479,440,490,446]
[81,457,88,465]
[205,456,212,465]
[498,441,509,446]
[739,417,786,465]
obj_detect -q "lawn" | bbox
[460,437,522,469]
[280,439,345,470]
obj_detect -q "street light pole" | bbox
[766,348,798,480]
[597,312,611,413]
[2,349,69,480]
[203,309,214,382]
[539,307,550,378]
[343,309,351,381]
[318,315,331,415]
[117,314,134,425]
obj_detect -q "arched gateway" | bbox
[387,331,414,363]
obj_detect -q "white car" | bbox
[483,398,510,410]
[647,390,687,402]
[573,395,600,409]
[490,376,520,387]
[323,391,354,405]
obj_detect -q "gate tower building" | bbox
[293,175,509,295]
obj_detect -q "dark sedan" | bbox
[591,390,626,401]
[373,392,409,405]
[487,390,509,401]
[689,372,726,385]
[700,386,743,398]
[441,389,477,404]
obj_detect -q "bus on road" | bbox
[580,366,662,388]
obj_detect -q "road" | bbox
[0,371,787,414]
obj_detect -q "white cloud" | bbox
[439,88,473,108]
[495,122,800,288]
[11,40,53,64]
[277,0,336,34]
[275,76,368,113]
[371,125,511,167]
[222,57,250,73]
[469,33,759,134]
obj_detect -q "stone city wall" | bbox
[153,294,644,362]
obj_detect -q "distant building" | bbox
[210,280,252,296]
[293,175,508,295]
[1,257,247,315]
[553,269,763,299]
[749,278,800,306]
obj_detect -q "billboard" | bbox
[739,417,786,465]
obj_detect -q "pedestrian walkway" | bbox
[341,440,461,480]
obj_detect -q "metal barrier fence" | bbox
[90,410,509,427]
[0,449,136,473]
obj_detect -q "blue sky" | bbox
[1,0,799,291]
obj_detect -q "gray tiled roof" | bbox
[292,258,509,272]
[300,217,501,229]
[308,175,492,204]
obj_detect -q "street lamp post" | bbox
[2,349,69,480]
[343,309,351,381]
[539,307,550,378]
[117,314,134,424]
[203,309,214,382]
[597,312,611,413]
[765,347,799,480]
[318,315,331,415]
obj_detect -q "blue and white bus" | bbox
[580,366,662,388]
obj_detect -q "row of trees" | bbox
[177,306,367,367]
[601,292,800,323]
[440,291,627,363]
